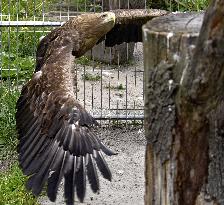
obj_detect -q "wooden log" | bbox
[143,12,208,205]
[144,4,224,203]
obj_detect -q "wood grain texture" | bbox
[144,3,224,204]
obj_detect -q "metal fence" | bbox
[0,0,150,123]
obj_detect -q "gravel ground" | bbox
[39,127,146,205]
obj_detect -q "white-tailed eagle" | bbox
[16,9,167,205]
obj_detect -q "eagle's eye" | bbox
[101,14,108,18]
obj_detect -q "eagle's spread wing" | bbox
[16,73,115,203]
[16,12,116,205]
[102,9,168,46]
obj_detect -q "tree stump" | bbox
[142,12,221,205]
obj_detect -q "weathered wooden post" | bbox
[144,3,224,204]
[87,0,142,64]
[102,0,146,10]
[88,0,146,64]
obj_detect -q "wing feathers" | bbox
[64,155,75,205]
[47,150,68,201]
[87,153,99,193]
[28,142,60,196]
[94,150,112,181]
[16,87,115,205]
[75,156,86,202]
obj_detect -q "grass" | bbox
[0,163,39,205]
[76,56,92,66]
[0,85,19,150]
[106,83,125,90]
[147,0,209,11]
[0,84,40,205]
[82,72,101,81]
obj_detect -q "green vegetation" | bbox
[1,0,53,84]
[147,0,209,11]
[82,72,101,81]
[106,83,125,90]
[0,85,19,151]
[76,56,92,66]
[0,163,39,205]
[0,84,40,205]
[1,0,51,21]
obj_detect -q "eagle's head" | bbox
[71,12,115,57]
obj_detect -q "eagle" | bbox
[16,10,167,205]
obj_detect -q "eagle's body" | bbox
[16,12,116,205]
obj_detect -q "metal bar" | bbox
[125,74,128,126]
[83,65,86,108]
[0,21,64,27]
[91,84,94,110]
[100,60,103,119]
[133,100,136,124]
[106,108,143,111]
[75,61,78,100]
[94,115,144,121]
[0,0,2,85]
[101,0,103,11]
[93,0,96,13]
[108,80,111,110]
[7,0,11,89]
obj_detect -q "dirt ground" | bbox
[73,43,144,119]
[39,127,146,205]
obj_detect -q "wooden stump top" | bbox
[143,12,204,35]
[113,9,169,25]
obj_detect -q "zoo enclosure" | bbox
[0,0,155,123]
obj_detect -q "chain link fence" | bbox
[0,0,155,123]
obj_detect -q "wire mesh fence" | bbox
[0,0,157,123]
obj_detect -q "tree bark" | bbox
[144,1,224,204]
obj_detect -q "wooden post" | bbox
[143,9,224,204]
[102,0,146,10]
[91,0,145,64]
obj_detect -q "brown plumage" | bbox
[16,12,116,205]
